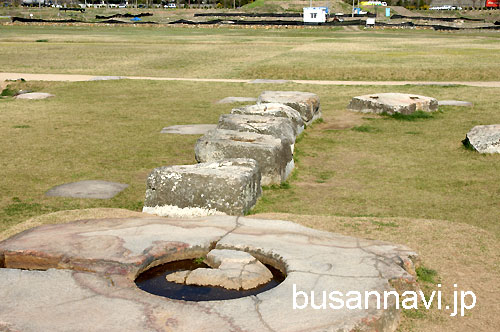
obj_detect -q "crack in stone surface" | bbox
[251,295,276,332]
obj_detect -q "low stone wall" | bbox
[143,90,321,217]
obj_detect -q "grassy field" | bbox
[0,24,499,331]
[1,24,500,81]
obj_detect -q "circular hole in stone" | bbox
[135,252,286,302]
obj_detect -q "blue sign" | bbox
[385,8,390,17]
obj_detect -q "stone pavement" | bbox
[0,215,418,332]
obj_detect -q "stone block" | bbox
[463,124,500,154]
[143,158,261,217]
[257,90,321,124]
[348,93,438,115]
[217,114,296,151]
[195,129,293,185]
[231,103,304,136]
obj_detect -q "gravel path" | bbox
[2,72,500,87]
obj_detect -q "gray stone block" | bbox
[348,93,438,115]
[217,114,296,151]
[195,129,294,185]
[463,124,500,154]
[257,90,321,124]
[143,158,261,217]
[231,103,304,136]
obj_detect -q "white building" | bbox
[303,7,328,24]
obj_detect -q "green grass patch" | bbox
[416,266,438,284]
[1,88,16,97]
[12,125,31,129]
[35,39,49,43]
[352,125,381,133]
[385,110,434,121]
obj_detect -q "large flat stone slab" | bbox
[143,159,261,217]
[45,180,128,199]
[160,124,217,135]
[257,91,321,124]
[348,93,438,115]
[15,92,54,100]
[195,129,294,185]
[463,124,500,154]
[438,100,473,107]
[0,215,418,332]
[231,103,304,136]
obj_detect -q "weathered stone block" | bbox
[231,103,304,136]
[217,114,296,151]
[348,93,438,115]
[195,129,294,185]
[257,90,321,124]
[143,158,261,217]
[463,124,500,154]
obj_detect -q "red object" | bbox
[486,0,499,8]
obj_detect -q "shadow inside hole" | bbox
[135,259,286,302]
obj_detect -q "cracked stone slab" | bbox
[143,159,261,217]
[195,129,294,185]
[463,124,500,154]
[15,92,54,100]
[0,215,417,332]
[160,124,217,135]
[257,91,321,125]
[216,97,257,104]
[348,93,438,115]
[45,180,128,199]
[217,113,296,151]
[167,249,272,290]
[438,100,473,107]
[231,103,304,136]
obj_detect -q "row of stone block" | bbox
[143,91,321,217]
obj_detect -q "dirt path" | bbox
[2,72,500,88]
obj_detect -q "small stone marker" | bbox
[45,180,128,199]
[15,92,54,100]
[143,159,261,217]
[438,100,473,107]
[167,249,273,290]
[462,124,500,154]
[258,91,321,125]
[216,97,257,104]
[217,113,296,149]
[160,124,217,135]
[195,129,294,185]
[231,103,304,136]
[348,93,438,115]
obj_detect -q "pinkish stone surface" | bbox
[0,215,418,332]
